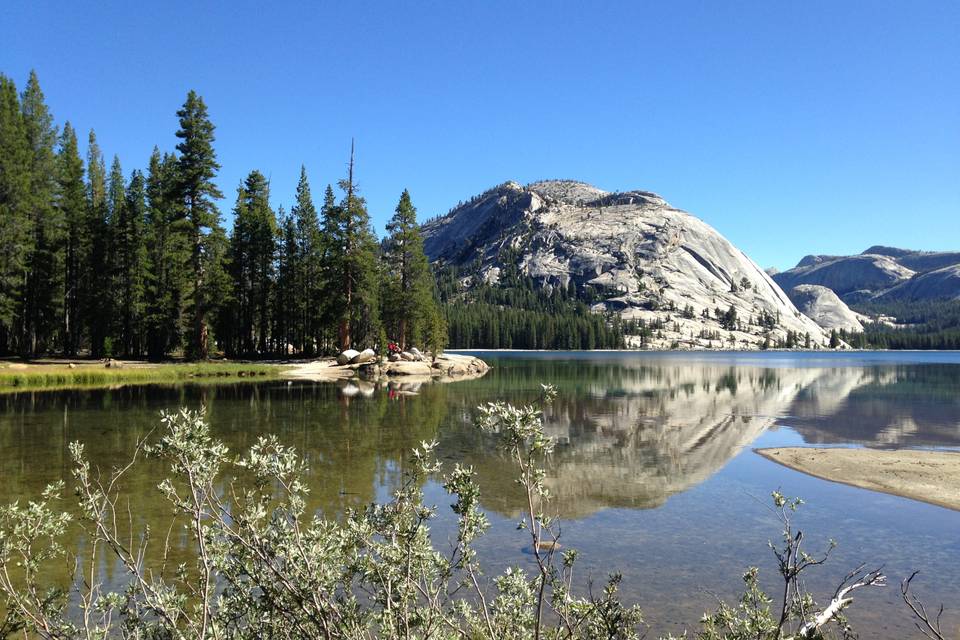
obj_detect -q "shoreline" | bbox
[0,353,492,391]
[0,360,283,393]
[756,446,960,512]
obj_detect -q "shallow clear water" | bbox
[2,351,959,637]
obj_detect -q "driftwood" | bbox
[785,566,886,639]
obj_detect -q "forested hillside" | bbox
[0,71,442,360]
[436,262,627,350]
[847,299,960,350]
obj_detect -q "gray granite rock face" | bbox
[787,285,865,333]
[878,264,960,302]
[422,180,830,349]
[774,254,915,297]
[773,247,960,304]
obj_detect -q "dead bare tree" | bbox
[902,571,949,640]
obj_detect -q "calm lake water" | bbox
[2,351,959,637]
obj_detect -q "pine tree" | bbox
[274,207,297,355]
[318,184,338,351]
[290,166,322,354]
[175,91,224,359]
[226,170,276,355]
[322,143,381,351]
[115,170,148,356]
[144,149,187,360]
[425,307,446,358]
[85,130,110,357]
[57,122,86,355]
[18,71,61,355]
[381,189,437,350]
[99,155,126,354]
[0,75,32,353]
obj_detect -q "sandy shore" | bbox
[756,447,960,512]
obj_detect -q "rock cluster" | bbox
[287,351,491,384]
[336,348,376,365]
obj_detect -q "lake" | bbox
[2,351,959,637]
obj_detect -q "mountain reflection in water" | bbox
[1,352,959,639]
[449,357,960,518]
[2,355,959,521]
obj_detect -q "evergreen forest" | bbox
[0,71,443,359]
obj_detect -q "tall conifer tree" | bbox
[291,166,322,354]
[116,170,148,356]
[322,143,380,351]
[18,71,61,355]
[381,189,436,350]
[144,149,186,360]
[226,170,276,355]
[274,206,297,354]
[85,130,109,357]
[57,122,86,355]
[0,75,31,352]
[175,91,224,359]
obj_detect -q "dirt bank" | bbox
[756,447,960,512]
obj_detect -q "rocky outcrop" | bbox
[422,180,831,349]
[773,254,914,297]
[877,264,960,302]
[284,353,490,384]
[773,247,960,304]
[787,285,865,333]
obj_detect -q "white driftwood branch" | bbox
[787,568,886,639]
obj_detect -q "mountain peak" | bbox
[525,180,668,209]
[423,180,830,349]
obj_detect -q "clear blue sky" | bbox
[2,1,957,270]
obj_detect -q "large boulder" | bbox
[384,360,433,376]
[350,348,376,364]
[336,349,360,365]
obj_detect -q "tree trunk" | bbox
[192,222,207,360]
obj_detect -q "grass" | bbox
[0,361,285,391]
